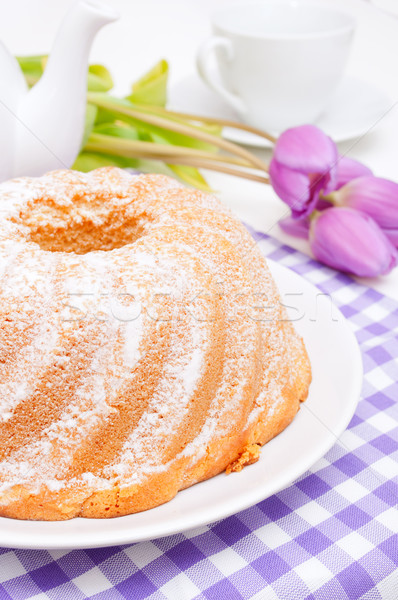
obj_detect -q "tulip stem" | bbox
[85,134,270,185]
[165,158,270,184]
[86,133,254,167]
[87,93,270,174]
[131,104,278,144]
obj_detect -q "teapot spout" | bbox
[14,1,118,178]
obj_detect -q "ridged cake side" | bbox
[0,168,311,520]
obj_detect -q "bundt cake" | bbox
[0,167,311,520]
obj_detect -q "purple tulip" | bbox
[309,207,398,277]
[269,125,338,219]
[333,176,398,232]
[335,156,373,190]
[384,228,398,247]
[279,215,310,239]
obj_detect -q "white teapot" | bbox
[0,0,118,181]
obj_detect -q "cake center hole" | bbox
[21,192,145,254]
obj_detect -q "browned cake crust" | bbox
[0,168,311,520]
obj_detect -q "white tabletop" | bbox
[1,0,397,299]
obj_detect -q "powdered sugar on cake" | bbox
[0,168,311,518]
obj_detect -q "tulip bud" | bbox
[335,157,373,190]
[384,228,398,247]
[269,125,338,218]
[333,176,398,227]
[309,207,398,277]
[332,176,398,247]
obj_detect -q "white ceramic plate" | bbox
[0,260,362,549]
[169,73,391,147]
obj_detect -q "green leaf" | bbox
[93,106,118,126]
[167,164,212,192]
[131,103,223,138]
[16,55,46,86]
[81,103,98,149]
[88,64,113,92]
[17,56,113,92]
[73,151,138,172]
[93,122,139,140]
[126,60,169,107]
[147,129,217,156]
[89,94,220,153]
[148,124,218,153]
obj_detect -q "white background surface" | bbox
[1,0,397,298]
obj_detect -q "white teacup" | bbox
[197,1,356,132]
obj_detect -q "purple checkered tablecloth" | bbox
[0,231,397,600]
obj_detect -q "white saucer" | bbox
[169,72,391,147]
[0,259,362,549]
